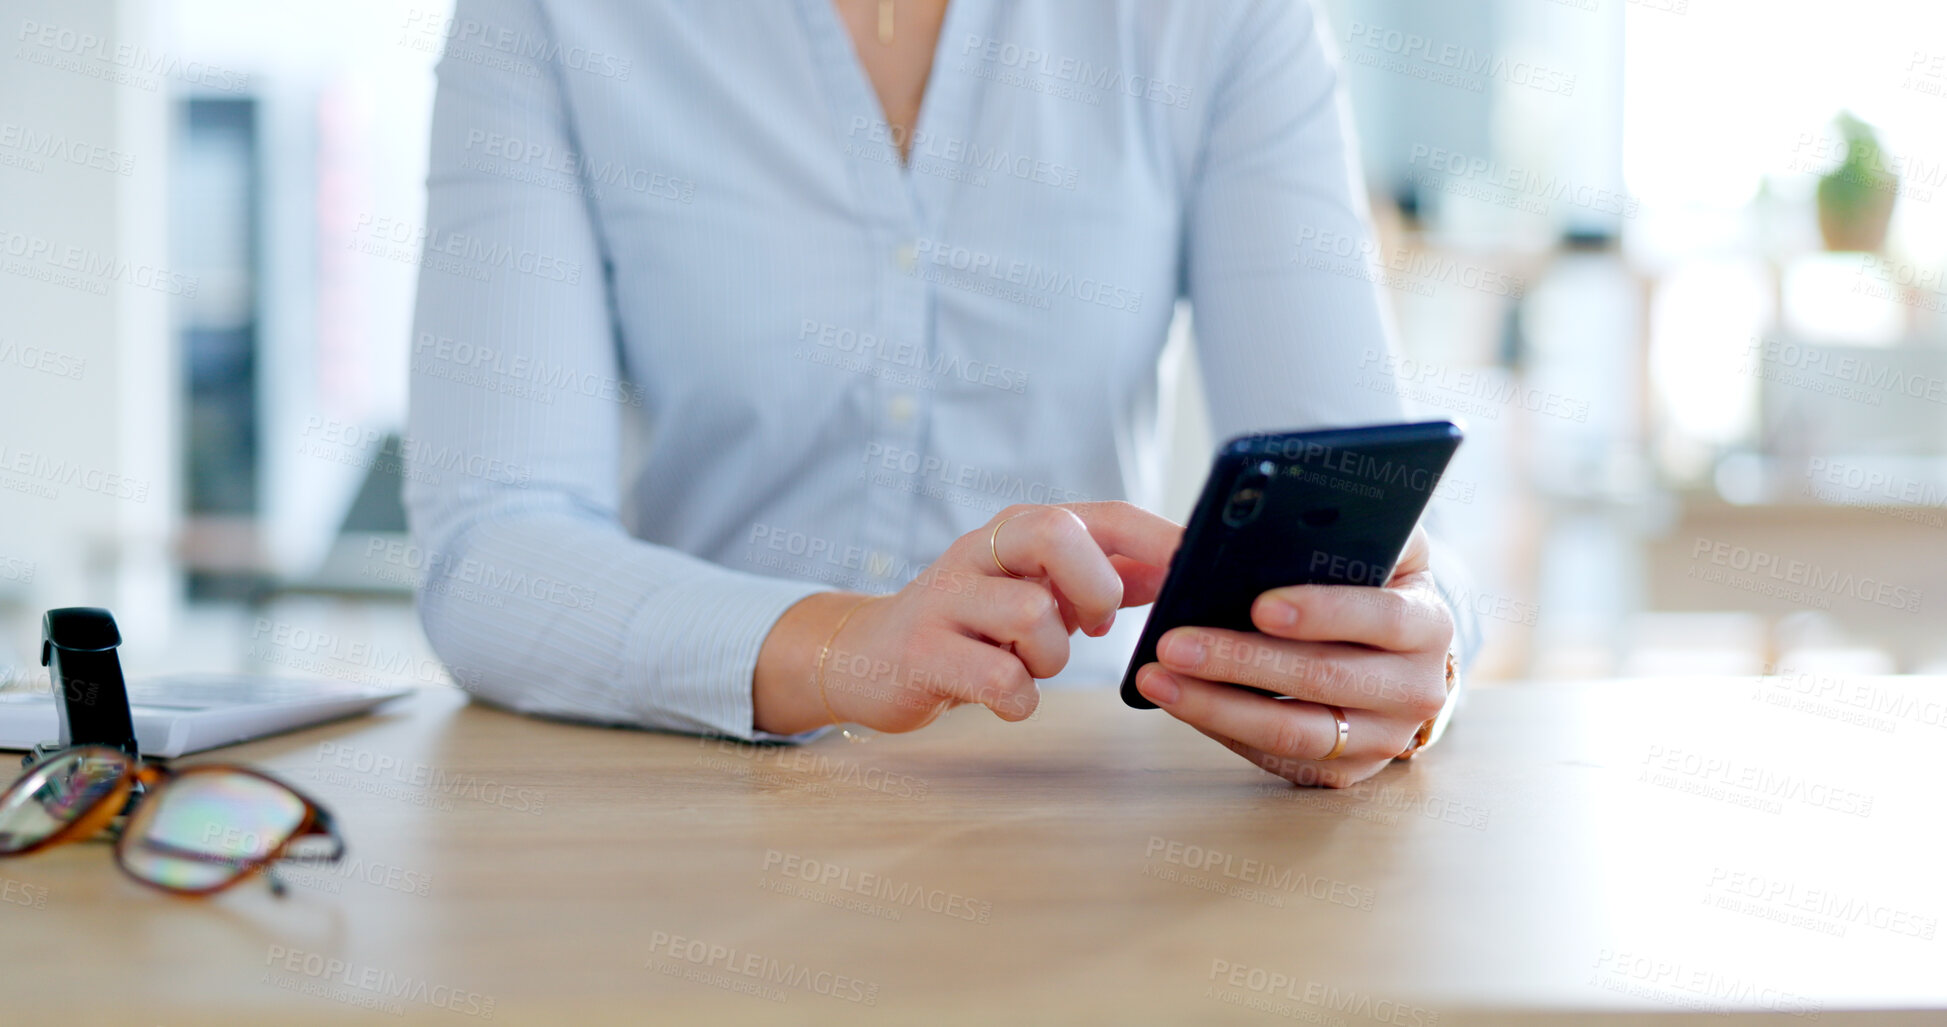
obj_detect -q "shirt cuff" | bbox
[620,569,829,742]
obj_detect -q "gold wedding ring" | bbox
[1319,704,1349,761]
[990,513,1029,579]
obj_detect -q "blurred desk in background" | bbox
[2,678,1943,1025]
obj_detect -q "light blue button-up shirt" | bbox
[406,0,1472,740]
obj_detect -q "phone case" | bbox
[1120,420,1463,709]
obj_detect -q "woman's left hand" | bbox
[1133,525,1453,789]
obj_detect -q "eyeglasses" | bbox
[0,746,345,897]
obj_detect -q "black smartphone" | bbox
[1120,420,1463,709]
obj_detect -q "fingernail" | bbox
[1162,633,1205,668]
[1260,599,1298,630]
[1141,668,1180,705]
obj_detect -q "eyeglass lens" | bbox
[118,770,309,890]
[0,749,128,854]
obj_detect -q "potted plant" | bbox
[1816,111,1898,252]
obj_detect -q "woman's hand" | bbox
[1133,526,1454,789]
[754,502,1180,735]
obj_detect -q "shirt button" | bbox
[895,243,917,273]
[887,393,916,423]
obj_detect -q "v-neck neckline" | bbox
[796,0,986,220]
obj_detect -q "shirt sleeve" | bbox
[1183,0,1480,670]
[404,0,825,741]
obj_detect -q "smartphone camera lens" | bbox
[1222,461,1274,526]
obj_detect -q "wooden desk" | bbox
[3,678,1943,1025]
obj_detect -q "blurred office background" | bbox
[3,0,1945,692]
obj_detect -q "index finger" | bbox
[988,502,1182,632]
[1059,501,1183,571]
[988,506,1125,634]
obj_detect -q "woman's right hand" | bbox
[753,502,1182,735]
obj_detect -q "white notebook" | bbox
[0,674,411,758]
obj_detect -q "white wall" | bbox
[0,0,176,671]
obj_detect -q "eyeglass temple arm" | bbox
[296,808,347,862]
[260,811,346,898]
[132,822,346,899]
[133,836,262,869]
[130,810,346,868]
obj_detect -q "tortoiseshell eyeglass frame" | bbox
[0,746,345,897]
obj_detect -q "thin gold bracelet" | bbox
[816,595,880,742]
